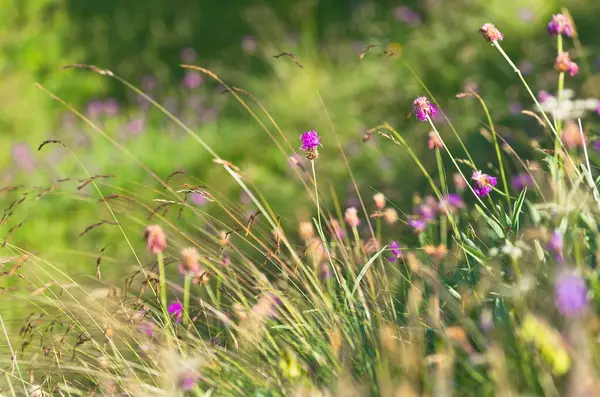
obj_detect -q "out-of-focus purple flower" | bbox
[538,90,552,104]
[387,241,403,262]
[518,60,533,75]
[439,193,464,213]
[509,102,522,114]
[518,8,535,23]
[555,271,588,317]
[408,219,426,233]
[141,74,158,92]
[596,103,600,115]
[555,52,579,77]
[479,23,504,43]
[594,139,600,151]
[472,170,497,198]
[241,36,258,54]
[547,14,573,37]
[12,143,35,173]
[180,47,197,63]
[189,192,208,206]
[417,196,437,222]
[103,98,120,116]
[511,173,534,191]
[300,130,321,160]
[320,262,333,280]
[183,71,204,89]
[394,6,421,26]
[136,320,155,337]
[344,207,361,228]
[168,301,183,323]
[144,225,167,254]
[87,100,104,118]
[127,118,145,135]
[413,96,438,122]
[548,229,564,262]
[178,370,201,391]
[329,219,345,240]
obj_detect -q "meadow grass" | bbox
[1,13,600,397]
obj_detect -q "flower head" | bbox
[178,247,206,283]
[417,196,438,222]
[178,370,201,391]
[547,229,564,262]
[299,130,321,159]
[387,241,403,262]
[428,131,444,150]
[136,320,155,337]
[547,14,573,37]
[555,271,588,317]
[408,219,426,234]
[373,193,386,210]
[555,52,579,77]
[439,193,464,213]
[382,207,398,225]
[471,170,497,198]
[413,96,438,122]
[344,207,361,228]
[183,71,204,89]
[144,225,167,254]
[538,90,553,104]
[511,173,534,191]
[479,23,504,43]
[168,301,183,323]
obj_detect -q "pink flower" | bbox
[479,23,504,43]
[168,301,183,323]
[547,14,573,37]
[413,96,438,122]
[555,52,579,77]
[144,225,167,254]
[471,170,497,198]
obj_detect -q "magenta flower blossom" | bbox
[479,23,504,43]
[593,139,600,151]
[511,173,534,191]
[439,193,464,213]
[183,71,204,89]
[408,219,426,233]
[555,52,579,77]
[547,14,573,37]
[555,271,588,317]
[168,301,184,323]
[136,320,155,337]
[299,130,321,160]
[178,370,201,391]
[472,170,497,198]
[538,90,552,103]
[387,241,403,262]
[547,229,564,262]
[413,96,438,122]
[417,198,438,222]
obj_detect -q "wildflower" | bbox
[344,207,361,228]
[12,143,35,173]
[320,262,333,280]
[136,320,155,337]
[547,229,564,262]
[299,221,314,240]
[178,247,204,280]
[511,173,534,191]
[413,96,438,122]
[373,192,386,210]
[299,130,321,160]
[180,47,197,63]
[594,139,600,151]
[428,131,444,150]
[329,218,345,239]
[183,71,204,89]
[178,369,201,391]
[479,23,504,43]
[424,244,448,262]
[538,90,552,104]
[439,193,464,213]
[394,5,421,26]
[408,219,426,233]
[555,52,579,77]
[561,121,585,149]
[387,241,403,262]
[382,207,399,225]
[417,196,438,222]
[103,98,120,116]
[144,225,167,254]
[547,14,573,37]
[555,271,588,317]
[453,173,467,191]
[471,170,497,198]
[168,301,183,323]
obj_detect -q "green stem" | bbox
[183,275,192,327]
[435,147,448,246]
[556,35,565,201]
[311,160,322,233]
[157,251,169,324]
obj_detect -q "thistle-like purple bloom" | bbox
[413,96,438,122]
[479,23,504,43]
[387,241,403,262]
[439,193,464,213]
[168,301,183,323]
[472,170,497,198]
[300,130,321,151]
[417,199,438,222]
[547,14,573,37]
[408,219,426,233]
[555,271,588,317]
[183,71,204,89]
[511,173,534,191]
[548,229,564,262]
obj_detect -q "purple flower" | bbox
[183,71,204,89]
[189,192,208,206]
[538,90,552,104]
[394,6,421,26]
[439,193,464,213]
[547,14,573,37]
[141,74,158,92]
[417,198,438,222]
[387,241,403,262]
[168,301,184,323]
[299,130,321,159]
[594,139,600,151]
[511,173,534,191]
[472,170,497,198]
[547,229,564,262]
[413,96,438,122]
[509,102,522,114]
[180,47,197,63]
[408,219,426,233]
[178,370,201,391]
[136,320,155,337]
[555,271,588,317]
[103,98,120,116]
[87,100,104,118]
[127,118,145,135]
[12,143,35,173]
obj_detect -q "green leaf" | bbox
[351,245,387,296]
[510,188,527,232]
[475,204,505,238]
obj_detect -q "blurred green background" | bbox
[1,0,600,278]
